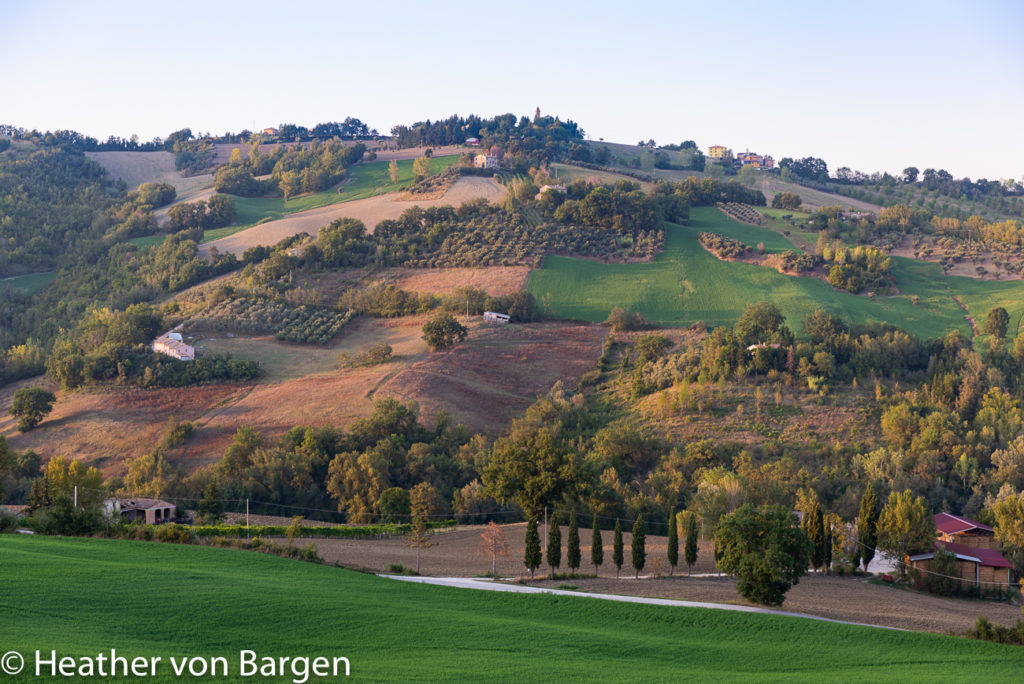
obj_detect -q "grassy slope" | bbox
[207,155,460,241]
[2,536,1020,683]
[529,207,979,338]
[1,271,57,294]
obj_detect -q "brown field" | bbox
[0,319,602,474]
[296,265,531,301]
[751,175,881,212]
[306,521,1022,634]
[200,176,506,258]
[85,151,214,199]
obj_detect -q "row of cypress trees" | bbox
[522,510,699,580]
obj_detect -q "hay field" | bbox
[200,176,506,257]
[85,150,213,198]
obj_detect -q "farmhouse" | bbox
[535,184,567,200]
[483,311,510,323]
[153,332,195,361]
[465,137,480,146]
[262,127,278,136]
[104,498,176,524]
[907,513,1013,589]
[474,154,499,169]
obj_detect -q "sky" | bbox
[2,0,1022,180]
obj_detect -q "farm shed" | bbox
[483,311,510,323]
[907,513,1013,589]
[104,498,176,524]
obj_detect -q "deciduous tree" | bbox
[714,504,811,606]
[10,387,56,432]
[876,490,935,578]
[405,516,435,574]
[986,306,1010,339]
[421,313,468,351]
[478,521,509,576]
[388,159,399,184]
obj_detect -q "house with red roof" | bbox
[908,513,1012,589]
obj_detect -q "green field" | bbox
[204,155,460,242]
[0,271,57,294]
[528,207,1024,339]
[2,536,1021,682]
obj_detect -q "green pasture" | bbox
[0,271,57,294]
[1,536,1021,682]
[210,155,460,241]
[528,207,1001,339]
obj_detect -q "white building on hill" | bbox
[153,333,195,361]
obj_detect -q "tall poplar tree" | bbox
[667,510,679,576]
[547,513,561,577]
[566,510,581,576]
[632,514,647,579]
[524,517,541,580]
[591,512,604,575]
[857,484,880,572]
[685,512,699,575]
[612,519,623,578]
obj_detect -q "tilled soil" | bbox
[305,522,1022,634]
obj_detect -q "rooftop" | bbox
[934,512,994,535]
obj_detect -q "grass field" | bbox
[528,207,999,339]
[1,271,57,294]
[207,155,460,241]
[2,536,1021,682]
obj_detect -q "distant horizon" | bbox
[2,0,1022,181]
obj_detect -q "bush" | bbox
[604,308,648,332]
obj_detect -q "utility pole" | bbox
[73,485,78,509]
[246,498,250,539]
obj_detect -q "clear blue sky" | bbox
[2,0,1021,180]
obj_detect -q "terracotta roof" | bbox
[934,512,994,535]
[939,540,1012,569]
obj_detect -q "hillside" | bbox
[3,536,1021,682]
[201,175,506,257]
[85,150,213,199]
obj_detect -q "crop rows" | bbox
[184,297,354,345]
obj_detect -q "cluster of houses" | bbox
[707,145,775,169]
[152,331,194,361]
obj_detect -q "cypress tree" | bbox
[857,484,880,572]
[685,512,699,575]
[824,522,833,574]
[803,500,825,572]
[591,511,604,575]
[612,518,623,578]
[566,510,581,576]
[632,514,647,579]
[524,517,541,580]
[666,510,679,576]
[547,513,561,577]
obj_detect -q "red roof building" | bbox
[907,513,1012,589]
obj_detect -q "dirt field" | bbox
[199,177,506,258]
[1,319,602,473]
[85,151,214,199]
[0,379,251,475]
[306,522,1022,634]
[297,265,531,300]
